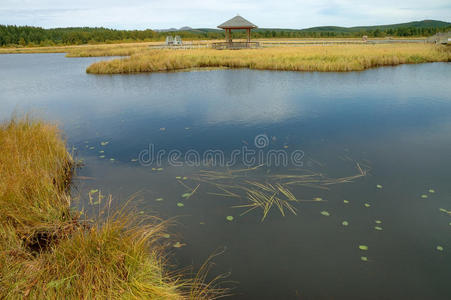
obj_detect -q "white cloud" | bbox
[0,0,449,29]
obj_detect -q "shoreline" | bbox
[0,118,221,299]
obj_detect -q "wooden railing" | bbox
[211,42,261,50]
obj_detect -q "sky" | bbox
[0,0,450,29]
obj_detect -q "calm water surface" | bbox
[1,54,451,299]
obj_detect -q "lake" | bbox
[1,53,450,299]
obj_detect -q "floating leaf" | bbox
[175,176,182,179]
[320,211,330,217]
[375,220,382,224]
[177,202,184,207]
[359,245,368,251]
[99,155,105,158]
[342,221,349,226]
[157,168,163,171]
[100,141,109,146]
[183,177,188,180]
[155,198,164,202]
[436,245,444,251]
[131,158,138,162]
[89,189,99,194]
[376,184,383,189]
[110,158,115,161]
[343,200,349,204]
[160,128,166,131]
[139,211,144,214]
[181,193,192,198]
[314,197,323,201]
[421,194,428,199]
[364,203,371,208]
[185,127,190,130]
[429,189,435,193]
[226,216,234,221]
[360,256,368,262]
[162,234,170,239]
[283,145,289,149]
[199,222,205,225]
[439,208,449,214]
[374,226,383,231]
[99,150,104,153]
[173,242,185,248]
[92,201,100,205]
[89,146,95,150]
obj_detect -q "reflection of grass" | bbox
[86,44,450,74]
[0,117,223,299]
[193,162,369,221]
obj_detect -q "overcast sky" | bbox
[1,0,450,29]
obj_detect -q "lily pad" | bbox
[342,221,349,226]
[99,150,104,153]
[320,211,330,217]
[175,176,182,179]
[177,202,184,207]
[343,200,349,204]
[374,226,383,231]
[100,141,109,146]
[364,203,371,208]
[421,194,428,199]
[162,234,170,239]
[436,245,444,251]
[89,189,99,194]
[314,197,323,201]
[131,158,138,162]
[155,198,164,202]
[157,168,163,171]
[89,146,95,150]
[173,242,185,248]
[429,189,435,193]
[226,216,234,221]
[359,245,368,251]
[110,158,115,161]
[160,128,166,131]
[360,256,368,262]
[375,220,382,224]
[376,184,383,189]
[99,155,105,158]
[183,177,188,180]
[181,193,192,198]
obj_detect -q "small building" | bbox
[427,32,451,45]
[213,15,260,49]
[174,36,182,45]
[165,36,174,45]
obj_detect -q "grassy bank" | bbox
[86,44,450,74]
[0,118,220,299]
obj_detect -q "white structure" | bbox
[165,36,174,45]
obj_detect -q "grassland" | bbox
[86,44,450,74]
[0,117,222,299]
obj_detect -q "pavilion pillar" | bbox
[247,28,250,43]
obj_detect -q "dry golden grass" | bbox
[0,117,225,299]
[86,44,450,74]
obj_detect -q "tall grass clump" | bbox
[0,117,224,299]
[86,44,451,74]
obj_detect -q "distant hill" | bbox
[1,20,450,47]
[299,20,451,33]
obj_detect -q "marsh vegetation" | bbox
[85,44,450,74]
[0,118,225,299]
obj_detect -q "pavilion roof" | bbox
[218,15,257,29]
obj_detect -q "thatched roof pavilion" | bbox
[217,15,258,44]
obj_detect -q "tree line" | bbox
[1,24,449,47]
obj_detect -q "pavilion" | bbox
[213,15,260,49]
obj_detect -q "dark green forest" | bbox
[1,20,450,47]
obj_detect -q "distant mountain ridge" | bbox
[185,20,450,34]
